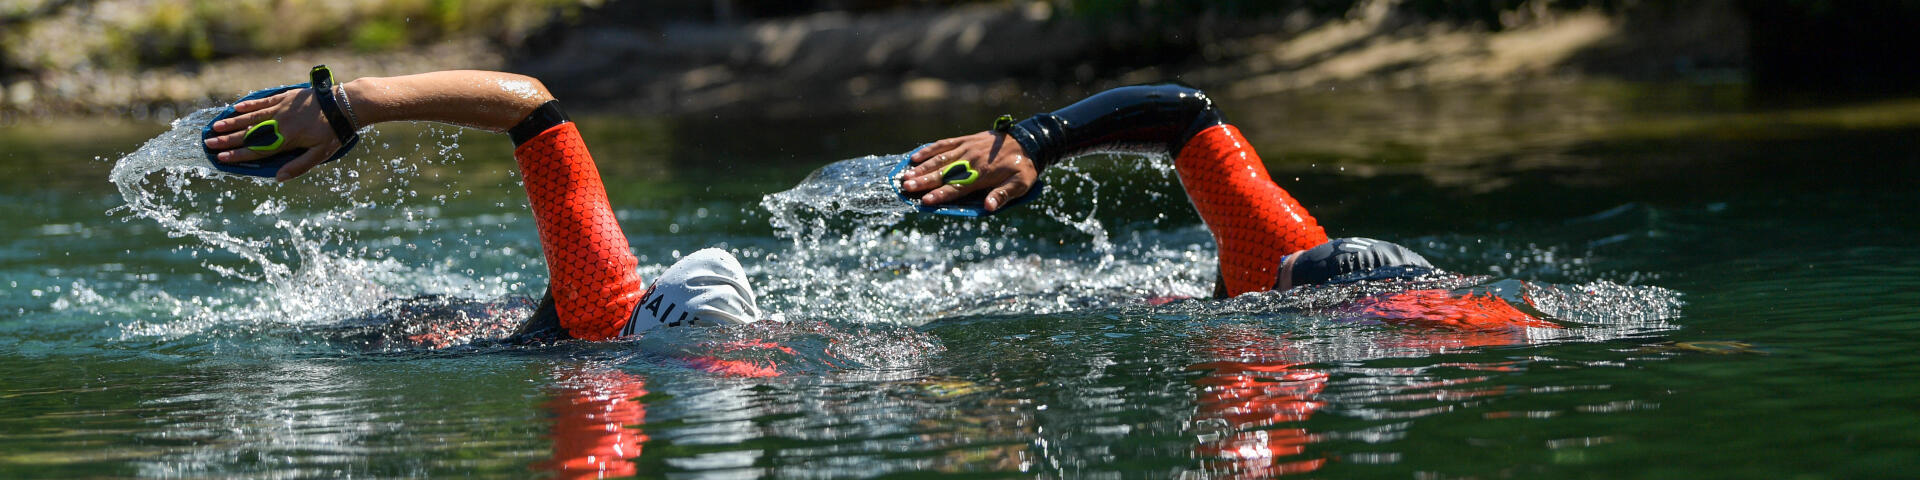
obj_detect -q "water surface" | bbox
[4,81,1918,478]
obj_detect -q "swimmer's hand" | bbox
[202,87,344,182]
[900,131,1038,212]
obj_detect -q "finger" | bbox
[919,169,998,205]
[906,148,965,181]
[203,129,251,150]
[918,183,968,206]
[211,107,277,133]
[904,152,947,180]
[984,176,1033,212]
[904,145,979,186]
[904,148,991,193]
[900,168,950,194]
[232,89,296,113]
[902,155,971,192]
[216,144,275,164]
[909,137,962,164]
[909,138,955,163]
[275,141,336,182]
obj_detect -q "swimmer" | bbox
[901,86,1555,473]
[899,84,1443,299]
[203,69,772,344]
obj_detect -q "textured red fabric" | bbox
[1174,124,1329,297]
[1189,326,1328,476]
[537,369,647,479]
[514,123,643,340]
[1344,289,1560,330]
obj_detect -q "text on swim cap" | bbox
[638,286,703,328]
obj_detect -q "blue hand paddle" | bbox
[201,83,361,178]
[890,143,1046,217]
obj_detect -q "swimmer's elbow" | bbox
[500,73,557,110]
[491,73,563,139]
[525,75,558,104]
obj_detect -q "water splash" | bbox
[759,151,915,255]
[94,109,1683,371]
[106,108,291,280]
[95,111,941,370]
[755,147,1681,343]
[99,109,538,344]
[753,150,1211,325]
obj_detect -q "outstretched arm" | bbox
[204,70,643,340]
[902,84,1330,297]
[203,70,555,180]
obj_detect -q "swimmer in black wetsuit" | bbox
[899,84,1436,298]
[202,69,777,353]
[902,85,1555,475]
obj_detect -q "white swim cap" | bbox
[623,248,768,336]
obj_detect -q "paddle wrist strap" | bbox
[308,65,360,145]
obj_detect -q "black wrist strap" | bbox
[308,65,359,145]
[509,100,571,147]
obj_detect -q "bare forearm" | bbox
[342,70,556,132]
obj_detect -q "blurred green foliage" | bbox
[4,0,1914,102]
[0,0,588,72]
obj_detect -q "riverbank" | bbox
[0,0,1752,122]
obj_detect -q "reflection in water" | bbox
[903,378,1037,474]
[1190,325,1330,477]
[1189,282,1562,476]
[539,367,649,480]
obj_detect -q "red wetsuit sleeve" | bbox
[1175,124,1330,297]
[514,123,644,340]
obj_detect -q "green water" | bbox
[4,81,1919,478]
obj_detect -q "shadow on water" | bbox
[3,80,1919,477]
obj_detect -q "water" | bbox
[4,81,1919,478]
